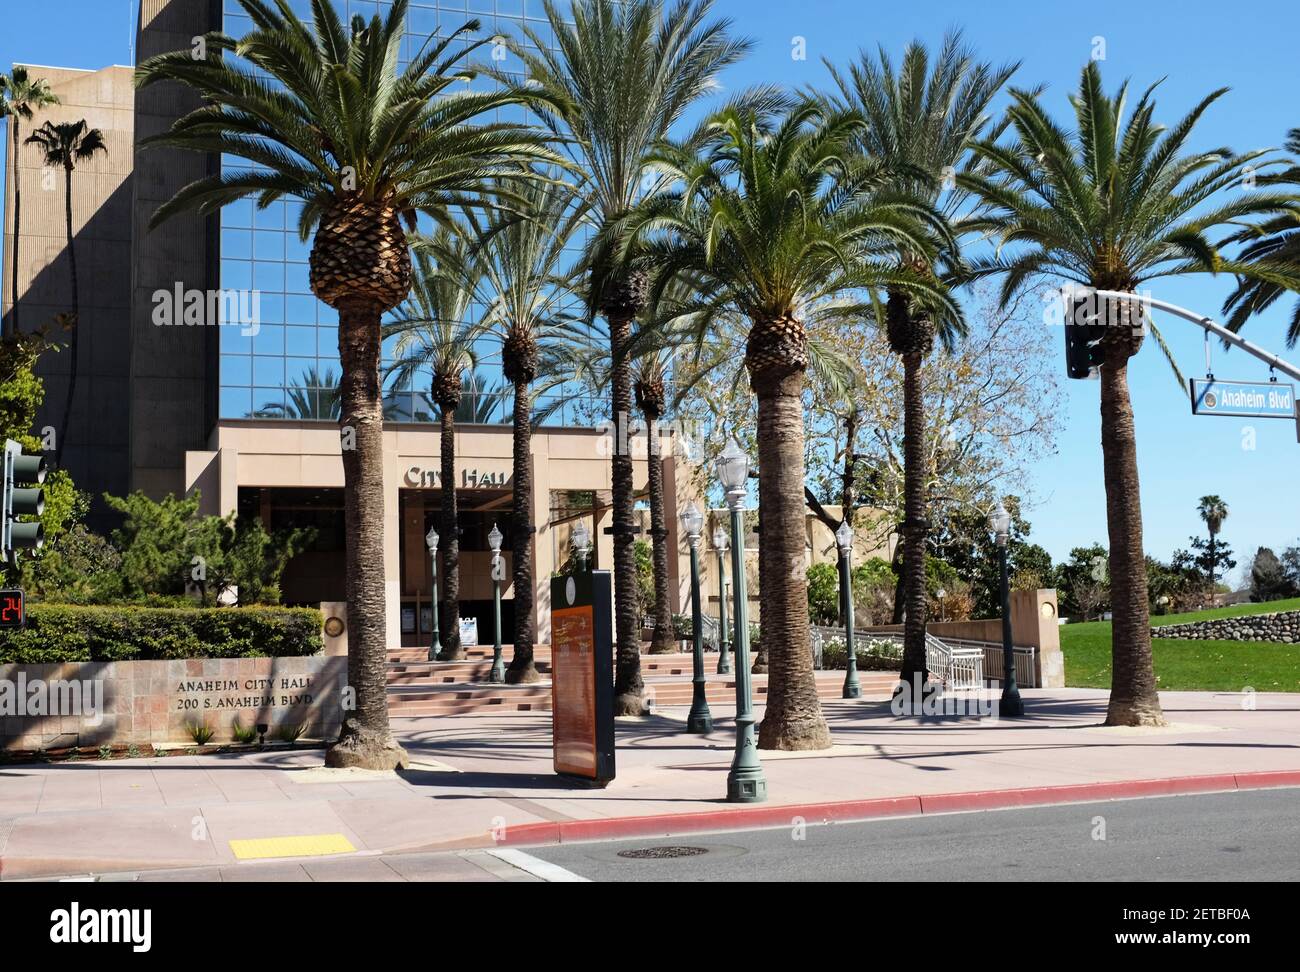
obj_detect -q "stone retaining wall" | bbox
[1154,610,1300,643]
[0,655,347,752]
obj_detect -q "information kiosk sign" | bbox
[550,570,615,785]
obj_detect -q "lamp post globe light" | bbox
[712,525,732,674]
[572,520,591,571]
[426,527,441,662]
[680,501,713,733]
[989,501,1024,717]
[716,439,767,803]
[936,588,946,623]
[835,521,861,700]
[488,523,505,683]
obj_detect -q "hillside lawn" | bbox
[1061,598,1300,692]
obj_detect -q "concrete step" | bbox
[387,670,898,716]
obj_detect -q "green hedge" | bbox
[0,604,324,664]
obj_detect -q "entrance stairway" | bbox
[386,644,898,717]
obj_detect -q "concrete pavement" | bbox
[1,688,1298,880]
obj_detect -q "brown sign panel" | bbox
[550,571,614,784]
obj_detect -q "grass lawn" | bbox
[1061,598,1300,692]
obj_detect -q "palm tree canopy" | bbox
[962,61,1300,306]
[384,231,487,395]
[1198,494,1229,534]
[620,100,960,346]
[457,174,592,348]
[1221,129,1300,346]
[24,119,107,168]
[134,0,561,236]
[823,30,1018,345]
[502,0,753,221]
[0,67,61,120]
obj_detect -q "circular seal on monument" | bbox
[324,616,346,638]
[565,577,577,606]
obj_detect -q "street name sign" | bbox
[550,570,615,785]
[1190,379,1296,420]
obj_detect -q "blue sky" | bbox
[4,0,1300,582]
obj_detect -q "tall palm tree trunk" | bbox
[1100,351,1165,726]
[505,376,539,683]
[642,406,675,654]
[609,310,647,714]
[327,301,407,769]
[750,318,831,751]
[57,163,78,466]
[897,350,929,699]
[437,402,462,660]
[7,121,21,336]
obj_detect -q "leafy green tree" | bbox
[136,0,559,769]
[806,562,840,625]
[0,328,79,585]
[103,491,204,600]
[1248,547,1295,602]
[963,62,1300,726]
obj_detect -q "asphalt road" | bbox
[527,789,1300,882]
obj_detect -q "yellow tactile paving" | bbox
[229,834,356,860]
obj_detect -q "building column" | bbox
[531,438,553,644]
[383,443,402,649]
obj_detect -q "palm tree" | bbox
[456,175,590,683]
[825,32,1017,703]
[634,344,677,654]
[1222,129,1300,345]
[0,67,60,337]
[384,237,489,661]
[623,101,956,749]
[963,62,1300,726]
[24,120,107,466]
[136,0,558,769]
[1197,495,1229,592]
[500,0,752,716]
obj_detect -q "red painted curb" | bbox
[494,771,1300,848]
[1235,769,1300,790]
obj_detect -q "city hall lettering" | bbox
[173,675,317,711]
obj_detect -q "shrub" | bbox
[806,562,841,625]
[0,604,323,664]
[187,720,215,745]
[820,636,904,672]
[231,718,259,744]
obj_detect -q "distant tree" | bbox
[1196,495,1230,590]
[1056,544,1110,621]
[1188,534,1236,595]
[1283,543,1300,592]
[1249,547,1296,602]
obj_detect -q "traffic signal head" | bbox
[3,439,47,560]
[1065,297,1108,380]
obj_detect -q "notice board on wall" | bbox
[550,570,615,785]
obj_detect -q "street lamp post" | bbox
[836,521,861,699]
[989,501,1024,717]
[680,501,713,733]
[488,523,505,683]
[716,439,767,803]
[713,525,732,674]
[426,527,441,663]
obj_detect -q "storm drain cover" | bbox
[616,845,710,860]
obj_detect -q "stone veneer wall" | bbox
[1154,610,1300,643]
[1,655,346,752]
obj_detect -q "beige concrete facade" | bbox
[2,63,136,503]
[186,419,703,646]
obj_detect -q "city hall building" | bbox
[3,1,880,647]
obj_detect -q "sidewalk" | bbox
[2,688,1298,879]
